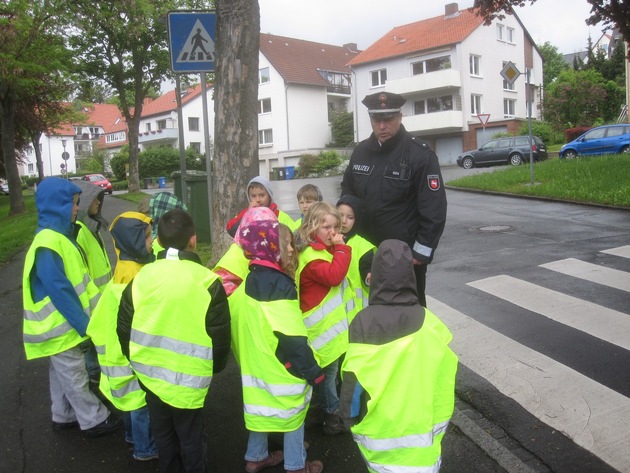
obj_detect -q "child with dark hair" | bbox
[117,209,231,473]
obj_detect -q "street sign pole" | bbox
[500,62,535,184]
[477,113,490,145]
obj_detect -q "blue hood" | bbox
[36,178,82,236]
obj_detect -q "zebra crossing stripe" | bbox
[601,245,630,259]
[427,296,630,472]
[467,275,630,351]
[540,258,630,293]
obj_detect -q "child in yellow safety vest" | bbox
[295,202,352,436]
[231,220,325,473]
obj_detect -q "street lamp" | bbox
[61,138,68,179]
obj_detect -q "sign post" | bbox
[500,61,535,184]
[476,113,490,144]
[167,10,216,230]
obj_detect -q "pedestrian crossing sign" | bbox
[167,11,216,73]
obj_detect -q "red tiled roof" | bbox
[260,33,360,86]
[140,84,205,118]
[349,8,484,66]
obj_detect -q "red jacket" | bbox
[299,238,351,313]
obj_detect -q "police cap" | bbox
[362,92,406,118]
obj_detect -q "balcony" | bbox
[403,110,464,135]
[138,128,179,145]
[386,69,462,97]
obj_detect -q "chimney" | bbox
[445,3,459,16]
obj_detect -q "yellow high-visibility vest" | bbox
[22,229,100,359]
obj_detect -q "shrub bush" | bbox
[518,121,556,144]
[296,154,319,177]
[312,150,342,173]
[112,180,128,191]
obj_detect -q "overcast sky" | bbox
[259,0,603,54]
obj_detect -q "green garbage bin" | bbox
[172,171,211,243]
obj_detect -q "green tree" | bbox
[65,0,207,193]
[538,42,569,87]
[329,111,354,147]
[543,68,619,130]
[473,0,630,58]
[0,0,73,215]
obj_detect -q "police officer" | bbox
[340,91,447,307]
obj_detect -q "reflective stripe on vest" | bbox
[244,392,312,420]
[364,459,441,473]
[22,229,98,359]
[131,328,214,361]
[354,420,449,451]
[242,375,309,397]
[131,360,212,390]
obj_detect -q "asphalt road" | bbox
[1,166,626,472]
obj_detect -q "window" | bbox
[106,132,126,143]
[257,98,272,114]
[145,123,152,132]
[28,163,34,173]
[507,27,515,43]
[496,24,504,41]
[415,95,453,115]
[190,142,201,153]
[259,67,270,84]
[258,129,273,146]
[188,117,200,131]
[470,94,482,115]
[469,55,481,76]
[412,55,451,75]
[502,61,515,90]
[504,98,516,118]
[157,119,166,130]
[607,126,627,137]
[370,68,387,87]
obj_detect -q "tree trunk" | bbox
[209,0,260,266]
[32,131,44,181]
[127,113,141,193]
[0,86,25,215]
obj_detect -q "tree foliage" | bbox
[64,0,207,193]
[543,68,623,130]
[473,0,630,58]
[537,42,569,87]
[329,111,354,147]
[0,0,74,215]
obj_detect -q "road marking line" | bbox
[601,245,630,259]
[467,275,630,351]
[428,296,630,472]
[540,258,630,292]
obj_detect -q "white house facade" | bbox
[349,2,544,165]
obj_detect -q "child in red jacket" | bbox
[295,202,351,436]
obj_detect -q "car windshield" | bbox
[89,175,105,181]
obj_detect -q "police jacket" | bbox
[341,125,447,263]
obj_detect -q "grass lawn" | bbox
[447,154,630,208]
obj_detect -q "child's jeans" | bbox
[317,359,340,414]
[245,424,306,471]
[124,406,158,459]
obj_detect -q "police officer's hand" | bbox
[412,258,425,266]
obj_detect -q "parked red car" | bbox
[82,173,113,194]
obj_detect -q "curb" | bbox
[451,407,541,473]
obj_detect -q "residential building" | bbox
[348,2,544,164]
[257,33,359,176]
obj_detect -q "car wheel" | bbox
[462,157,474,169]
[509,153,523,166]
[620,145,629,154]
[564,149,578,159]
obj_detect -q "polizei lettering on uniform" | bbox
[352,164,373,175]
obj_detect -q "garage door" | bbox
[476,125,507,146]
[435,136,463,166]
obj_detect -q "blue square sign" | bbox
[167,11,216,73]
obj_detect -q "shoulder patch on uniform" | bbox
[427,174,441,191]
[411,137,429,149]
